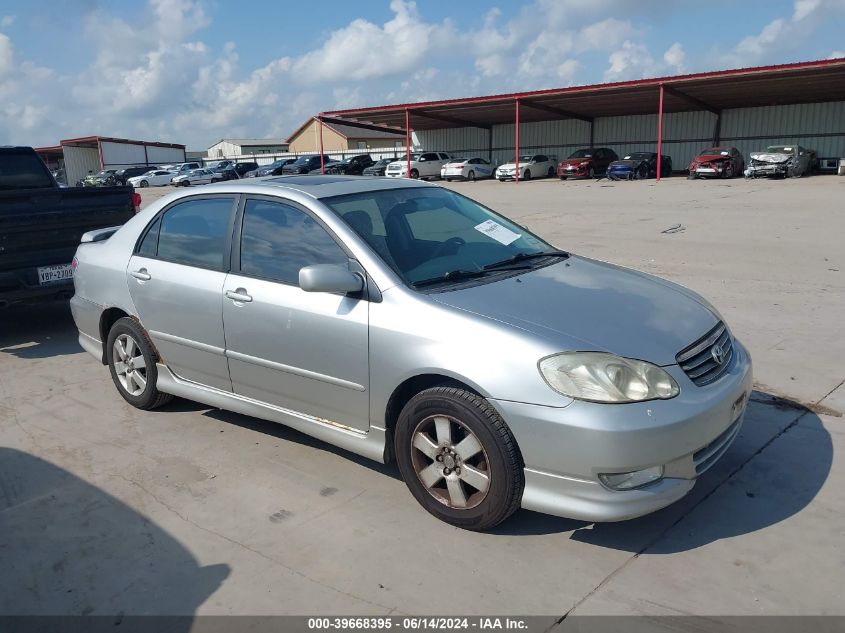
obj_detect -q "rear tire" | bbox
[410,169,419,179]
[588,166,595,179]
[468,170,475,182]
[395,387,524,531]
[547,167,555,177]
[106,318,173,410]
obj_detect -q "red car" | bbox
[687,147,745,179]
[558,148,618,179]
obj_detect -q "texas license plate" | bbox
[37,263,73,284]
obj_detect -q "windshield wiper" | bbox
[483,250,569,270]
[412,269,490,288]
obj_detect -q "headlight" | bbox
[538,352,679,403]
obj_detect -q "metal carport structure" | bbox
[317,57,845,182]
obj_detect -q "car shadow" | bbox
[199,407,402,481]
[0,301,82,360]
[490,391,833,554]
[0,447,230,617]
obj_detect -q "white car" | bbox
[171,168,216,186]
[127,170,177,188]
[495,154,557,181]
[440,157,496,181]
[385,151,452,179]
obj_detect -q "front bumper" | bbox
[607,167,635,180]
[558,164,590,177]
[490,340,753,522]
[745,163,788,177]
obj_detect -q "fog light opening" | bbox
[599,466,664,491]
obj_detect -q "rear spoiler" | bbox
[80,226,121,243]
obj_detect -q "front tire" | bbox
[139,180,148,188]
[523,169,531,181]
[106,318,173,410]
[395,386,524,531]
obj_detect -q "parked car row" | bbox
[140,142,820,192]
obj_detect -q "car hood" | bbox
[693,154,731,164]
[750,152,791,163]
[609,160,640,168]
[430,257,719,366]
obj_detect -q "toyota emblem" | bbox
[711,344,726,365]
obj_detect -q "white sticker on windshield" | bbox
[474,220,521,245]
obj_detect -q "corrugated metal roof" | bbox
[213,139,287,146]
[322,58,845,131]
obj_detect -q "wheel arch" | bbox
[382,372,486,463]
[99,307,130,364]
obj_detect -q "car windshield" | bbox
[767,146,795,153]
[624,153,652,160]
[324,187,556,289]
[700,148,730,156]
[395,154,420,162]
[568,150,593,158]
[377,159,395,165]
[291,156,315,165]
[518,155,533,162]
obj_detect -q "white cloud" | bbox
[725,0,845,66]
[0,32,12,74]
[291,0,454,83]
[604,41,654,81]
[663,42,685,72]
[828,50,845,58]
[1,15,14,28]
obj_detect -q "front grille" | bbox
[676,321,734,386]
[693,417,742,474]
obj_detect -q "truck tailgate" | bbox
[0,186,135,272]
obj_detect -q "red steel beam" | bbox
[657,83,664,182]
[515,98,520,184]
[405,108,411,179]
[319,115,325,174]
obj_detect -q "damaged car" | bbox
[687,147,744,179]
[745,145,815,178]
[607,152,672,180]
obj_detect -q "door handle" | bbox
[131,268,151,281]
[225,288,252,303]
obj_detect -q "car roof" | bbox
[204,174,439,199]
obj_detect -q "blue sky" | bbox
[1,0,843,149]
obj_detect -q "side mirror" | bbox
[299,264,363,294]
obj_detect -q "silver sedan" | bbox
[70,176,752,530]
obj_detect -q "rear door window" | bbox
[152,197,235,270]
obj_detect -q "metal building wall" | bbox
[721,101,845,160]
[594,111,715,168]
[146,146,187,164]
[100,141,147,167]
[62,146,101,186]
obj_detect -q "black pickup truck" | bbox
[0,146,139,307]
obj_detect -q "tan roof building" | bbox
[286,117,406,153]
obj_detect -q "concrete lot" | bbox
[1,175,843,619]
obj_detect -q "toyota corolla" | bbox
[70,176,752,530]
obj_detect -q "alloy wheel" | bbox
[410,414,491,509]
[113,334,147,396]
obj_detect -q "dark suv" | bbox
[210,162,259,182]
[328,154,375,175]
[281,155,332,175]
[114,165,159,185]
